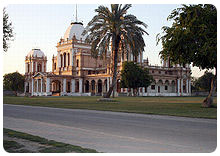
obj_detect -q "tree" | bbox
[194,71,216,92]
[157,4,217,107]
[3,7,14,52]
[3,72,25,95]
[83,4,148,98]
[120,61,154,96]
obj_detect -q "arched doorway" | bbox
[91,80,95,95]
[98,79,102,93]
[171,80,175,93]
[67,81,71,93]
[26,83,29,93]
[85,80,89,93]
[75,81,79,92]
[51,80,61,95]
[157,80,163,93]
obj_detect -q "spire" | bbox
[75,4,78,22]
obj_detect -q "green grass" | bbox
[3,140,26,153]
[3,96,217,119]
[3,128,98,153]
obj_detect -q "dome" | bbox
[27,49,45,57]
[64,22,87,41]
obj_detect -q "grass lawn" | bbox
[3,96,217,119]
[3,128,98,153]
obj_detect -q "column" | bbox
[121,88,123,93]
[63,78,66,93]
[62,55,65,68]
[66,53,69,67]
[141,52,143,63]
[138,54,140,63]
[181,79,183,94]
[189,80,191,94]
[41,78,43,92]
[177,79,180,94]
[71,79,75,93]
[57,52,61,68]
[70,49,72,66]
[131,53,133,61]
[32,62,34,72]
[25,63,27,73]
[107,78,110,91]
[143,87,145,93]
[46,78,50,93]
[32,79,34,95]
[36,79,39,93]
[186,79,189,93]
[79,78,83,93]
[110,77,112,86]
[36,62,38,72]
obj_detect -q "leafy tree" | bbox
[194,71,216,92]
[83,4,148,98]
[157,4,216,107]
[3,72,25,95]
[120,61,154,96]
[3,7,14,52]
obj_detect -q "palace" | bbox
[24,21,191,97]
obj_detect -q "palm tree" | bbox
[83,4,148,98]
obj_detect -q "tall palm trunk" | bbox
[202,69,217,107]
[104,35,120,98]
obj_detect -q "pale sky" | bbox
[3,4,211,78]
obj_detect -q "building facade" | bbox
[24,21,191,97]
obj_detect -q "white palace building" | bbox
[24,20,192,97]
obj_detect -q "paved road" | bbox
[3,104,216,153]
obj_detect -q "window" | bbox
[151,85,155,90]
[64,53,66,67]
[54,63,56,70]
[159,71,161,74]
[165,85,168,90]
[165,71,167,74]
[76,59,79,67]
[68,53,70,66]
[37,64,41,72]
[152,70,154,73]
[88,70,91,75]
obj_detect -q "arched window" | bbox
[68,53,70,66]
[37,64,42,72]
[64,53,66,67]
[54,63,56,70]
[76,59,79,67]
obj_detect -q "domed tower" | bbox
[24,48,47,93]
[53,21,88,75]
